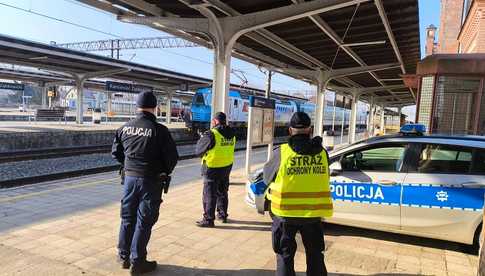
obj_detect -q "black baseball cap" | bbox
[290,112,311,129]
[214,112,227,123]
[136,91,157,108]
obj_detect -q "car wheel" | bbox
[480,228,483,250]
[472,223,483,254]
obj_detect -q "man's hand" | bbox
[160,174,171,194]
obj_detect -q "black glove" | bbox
[119,166,125,185]
[160,174,171,194]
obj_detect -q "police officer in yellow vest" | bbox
[195,112,236,227]
[263,112,333,276]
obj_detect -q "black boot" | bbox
[130,260,157,275]
[216,216,228,223]
[118,257,130,269]
[196,220,215,228]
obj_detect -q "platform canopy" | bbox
[0,34,212,92]
[78,0,420,108]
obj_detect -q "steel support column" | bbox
[166,93,172,124]
[380,105,386,135]
[349,89,360,144]
[314,71,330,138]
[266,70,273,161]
[212,49,231,120]
[397,106,402,127]
[76,78,85,124]
[368,96,375,135]
[107,92,112,115]
[41,85,48,108]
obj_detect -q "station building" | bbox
[406,54,485,135]
[413,0,485,135]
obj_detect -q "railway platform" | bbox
[0,120,186,133]
[0,149,478,276]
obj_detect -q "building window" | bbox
[433,76,480,135]
[417,76,434,130]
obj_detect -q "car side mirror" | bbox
[329,161,342,176]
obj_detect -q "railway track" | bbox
[0,140,198,164]
[0,138,288,188]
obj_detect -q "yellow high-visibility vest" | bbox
[202,128,235,168]
[268,143,333,218]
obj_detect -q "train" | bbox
[188,87,368,134]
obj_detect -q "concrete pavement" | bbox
[0,151,478,275]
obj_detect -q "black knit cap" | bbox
[136,91,157,108]
[290,112,311,129]
[214,112,226,123]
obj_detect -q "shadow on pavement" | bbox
[151,265,423,276]
[229,182,246,186]
[324,222,477,255]
[226,219,272,226]
[215,225,271,232]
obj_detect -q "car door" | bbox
[401,143,485,244]
[328,142,408,230]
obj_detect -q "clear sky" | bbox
[0,0,441,117]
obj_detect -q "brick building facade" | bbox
[438,0,466,53]
[458,0,485,53]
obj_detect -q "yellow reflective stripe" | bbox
[271,202,333,211]
[271,190,331,198]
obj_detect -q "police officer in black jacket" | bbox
[112,91,178,275]
[194,112,236,227]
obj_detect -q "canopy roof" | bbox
[78,0,420,106]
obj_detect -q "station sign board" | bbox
[106,81,153,94]
[249,96,275,109]
[0,82,24,91]
[249,96,275,145]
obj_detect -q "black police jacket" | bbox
[112,111,179,177]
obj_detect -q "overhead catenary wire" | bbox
[0,1,304,91]
[0,1,124,38]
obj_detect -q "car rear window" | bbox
[418,144,473,174]
[472,149,485,174]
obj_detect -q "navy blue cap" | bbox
[136,91,157,108]
[214,112,226,123]
[290,112,311,129]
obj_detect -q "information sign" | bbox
[248,96,275,146]
[251,108,263,143]
[262,109,275,144]
[0,82,24,91]
[106,81,152,93]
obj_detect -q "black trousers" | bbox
[272,216,327,276]
[202,165,232,222]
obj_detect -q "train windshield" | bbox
[193,93,206,105]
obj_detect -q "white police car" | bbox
[246,124,485,246]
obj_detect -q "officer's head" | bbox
[289,112,312,136]
[136,91,157,114]
[212,112,227,126]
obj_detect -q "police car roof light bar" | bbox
[399,123,426,136]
